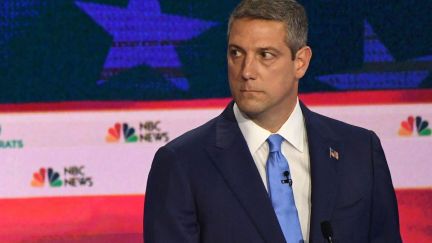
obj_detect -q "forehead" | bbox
[228,18,287,48]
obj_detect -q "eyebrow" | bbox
[258,47,281,55]
[228,44,244,51]
[228,44,281,55]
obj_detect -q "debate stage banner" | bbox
[1,0,431,242]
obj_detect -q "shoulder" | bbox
[149,116,219,177]
[163,115,219,153]
[164,101,236,152]
[304,105,376,143]
[316,111,370,133]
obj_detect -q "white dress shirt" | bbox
[233,99,311,242]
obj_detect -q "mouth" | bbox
[239,90,263,98]
[240,89,262,93]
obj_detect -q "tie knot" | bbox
[267,134,284,152]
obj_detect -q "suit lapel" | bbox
[205,101,342,242]
[301,102,342,242]
[206,102,286,243]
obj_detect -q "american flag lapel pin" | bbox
[329,147,339,160]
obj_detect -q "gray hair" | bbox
[228,0,308,59]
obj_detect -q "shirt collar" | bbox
[233,98,305,154]
[277,99,305,153]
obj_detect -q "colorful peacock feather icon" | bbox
[399,116,431,136]
[106,123,138,143]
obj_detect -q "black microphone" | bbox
[281,171,293,186]
[321,221,335,243]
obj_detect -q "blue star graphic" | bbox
[75,0,217,91]
[317,20,432,90]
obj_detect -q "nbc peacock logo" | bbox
[398,116,431,137]
[31,168,63,187]
[105,122,138,143]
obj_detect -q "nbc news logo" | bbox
[398,116,431,137]
[105,122,169,143]
[31,168,63,187]
[106,123,138,143]
[31,166,93,188]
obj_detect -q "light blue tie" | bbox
[266,134,303,243]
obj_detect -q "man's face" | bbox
[227,18,310,121]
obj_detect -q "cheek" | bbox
[228,61,240,76]
[266,69,296,94]
[227,64,242,89]
[269,64,295,83]
[228,73,240,93]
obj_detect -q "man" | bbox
[144,0,402,242]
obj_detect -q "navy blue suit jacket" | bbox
[144,101,402,243]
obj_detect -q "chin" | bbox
[235,99,264,117]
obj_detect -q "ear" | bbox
[294,46,312,79]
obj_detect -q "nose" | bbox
[241,55,257,81]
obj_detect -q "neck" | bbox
[247,100,297,133]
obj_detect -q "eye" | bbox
[229,48,242,58]
[260,51,276,60]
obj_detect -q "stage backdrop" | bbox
[0,0,431,242]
